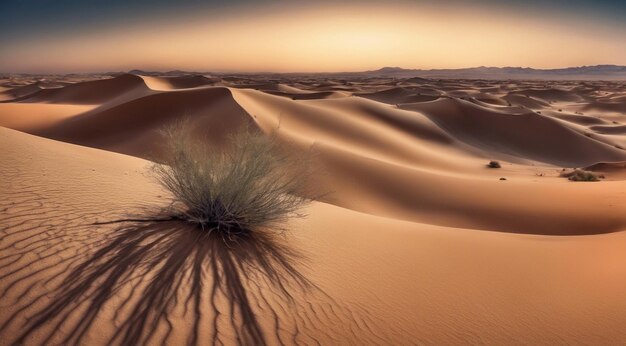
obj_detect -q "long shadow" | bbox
[4,217,314,346]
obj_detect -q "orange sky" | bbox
[1,2,625,73]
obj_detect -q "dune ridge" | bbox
[1,74,626,234]
[1,73,626,345]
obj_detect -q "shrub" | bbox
[560,169,600,182]
[487,160,501,168]
[152,121,310,239]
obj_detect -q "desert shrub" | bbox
[487,160,501,168]
[152,121,310,239]
[560,169,599,182]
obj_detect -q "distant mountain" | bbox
[363,65,626,80]
[3,65,625,81]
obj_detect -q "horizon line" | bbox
[2,64,626,76]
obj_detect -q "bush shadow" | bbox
[8,217,314,346]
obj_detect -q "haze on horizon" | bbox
[1,0,625,73]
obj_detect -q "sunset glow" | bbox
[1,1,625,73]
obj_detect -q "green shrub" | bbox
[152,121,310,239]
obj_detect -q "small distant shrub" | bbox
[560,169,599,182]
[487,160,501,168]
[152,121,310,239]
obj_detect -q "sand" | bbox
[1,73,626,345]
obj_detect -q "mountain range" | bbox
[3,65,626,81]
[360,65,626,80]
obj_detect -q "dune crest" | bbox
[1,74,626,233]
[1,73,626,345]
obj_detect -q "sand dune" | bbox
[141,75,219,90]
[0,103,95,132]
[2,123,626,345]
[502,93,550,109]
[6,74,152,104]
[552,112,610,126]
[1,73,626,345]
[402,97,626,167]
[263,90,349,100]
[355,87,441,104]
[591,124,626,134]
[310,143,626,234]
[0,81,54,101]
[582,101,626,114]
[35,87,250,157]
[513,87,584,102]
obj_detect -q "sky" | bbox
[0,0,625,73]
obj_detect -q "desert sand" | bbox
[1,73,626,345]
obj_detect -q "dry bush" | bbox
[152,121,310,240]
[560,169,600,182]
[487,160,501,168]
